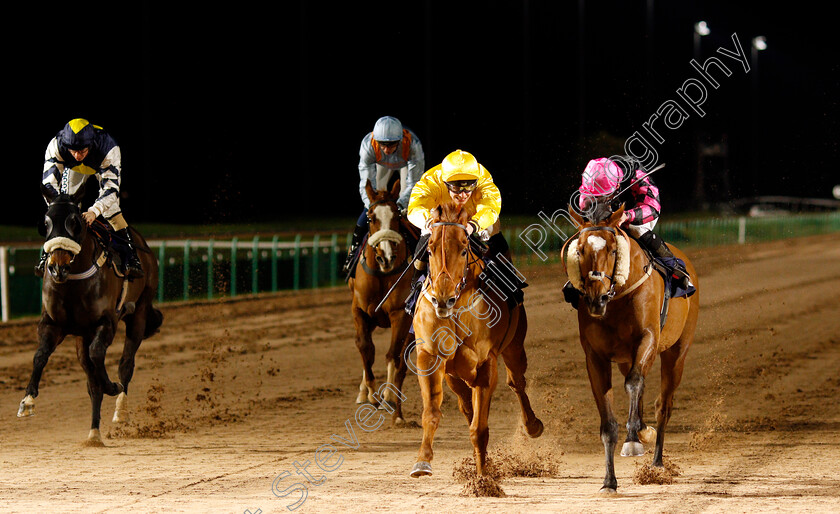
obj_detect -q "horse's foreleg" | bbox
[77,337,105,446]
[584,345,619,493]
[622,329,658,457]
[89,317,122,397]
[500,317,543,438]
[470,356,498,476]
[18,319,65,418]
[410,349,445,478]
[653,341,690,467]
[352,308,377,404]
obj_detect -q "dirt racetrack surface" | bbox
[1,233,839,513]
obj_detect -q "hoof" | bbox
[620,441,645,457]
[84,429,105,447]
[598,486,618,495]
[639,426,657,445]
[17,395,35,418]
[112,392,129,423]
[410,461,433,477]
[355,390,367,404]
[524,418,544,438]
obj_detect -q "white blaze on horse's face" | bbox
[587,235,607,253]
[370,204,398,271]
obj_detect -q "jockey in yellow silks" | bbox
[404,149,525,313]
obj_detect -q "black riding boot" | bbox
[638,231,692,290]
[118,228,145,279]
[342,223,368,274]
[34,252,48,277]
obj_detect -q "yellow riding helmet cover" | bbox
[441,149,481,182]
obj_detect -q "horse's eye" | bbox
[461,250,467,256]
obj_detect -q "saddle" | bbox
[89,222,136,316]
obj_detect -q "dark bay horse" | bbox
[564,206,699,493]
[17,184,162,445]
[410,203,542,478]
[348,179,415,423]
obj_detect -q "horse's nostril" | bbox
[446,297,456,308]
[431,297,438,307]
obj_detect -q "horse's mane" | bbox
[437,202,475,224]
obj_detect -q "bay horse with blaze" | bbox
[410,202,543,478]
[18,184,162,445]
[564,205,699,493]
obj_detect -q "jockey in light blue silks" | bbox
[342,116,425,274]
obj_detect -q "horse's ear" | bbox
[389,179,400,200]
[40,183,57,204]
[608,203,625,226]
[568,204,585,228]
[430,206,441,222]
[365,179,376,203]
[71,181,86,205]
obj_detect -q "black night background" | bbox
[5,1,837,229]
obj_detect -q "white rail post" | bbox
[738,217,747,244]
[0,246,9,322]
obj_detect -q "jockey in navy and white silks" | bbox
[38,118,144,278]
[343,116,425,274]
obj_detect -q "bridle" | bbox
[427,221,474,304]
[363,198,405,275]
[574,225,622,300]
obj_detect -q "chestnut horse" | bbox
[564,206,699,493]
[348,179,415,423]
[18,184,162,445]
[409,202,543,478]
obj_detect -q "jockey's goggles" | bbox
[377,140,399,149]
[445,180,478,194]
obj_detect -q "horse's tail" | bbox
[144,307,164,338]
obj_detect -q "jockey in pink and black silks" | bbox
[37,119,144,279]
[574,157,693,291]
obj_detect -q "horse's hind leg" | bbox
[113,307,147,423]
[390,332,413,424]
[352,307,377,404]
[583,343,619,493]
[18,318,65,418]
[500,311,543,437]
[470,356,499,475]
[653,340,690,467]
[381,311,412,420]
[76,336,105,446]
[89,316,123,397]
[445,374,474,425]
